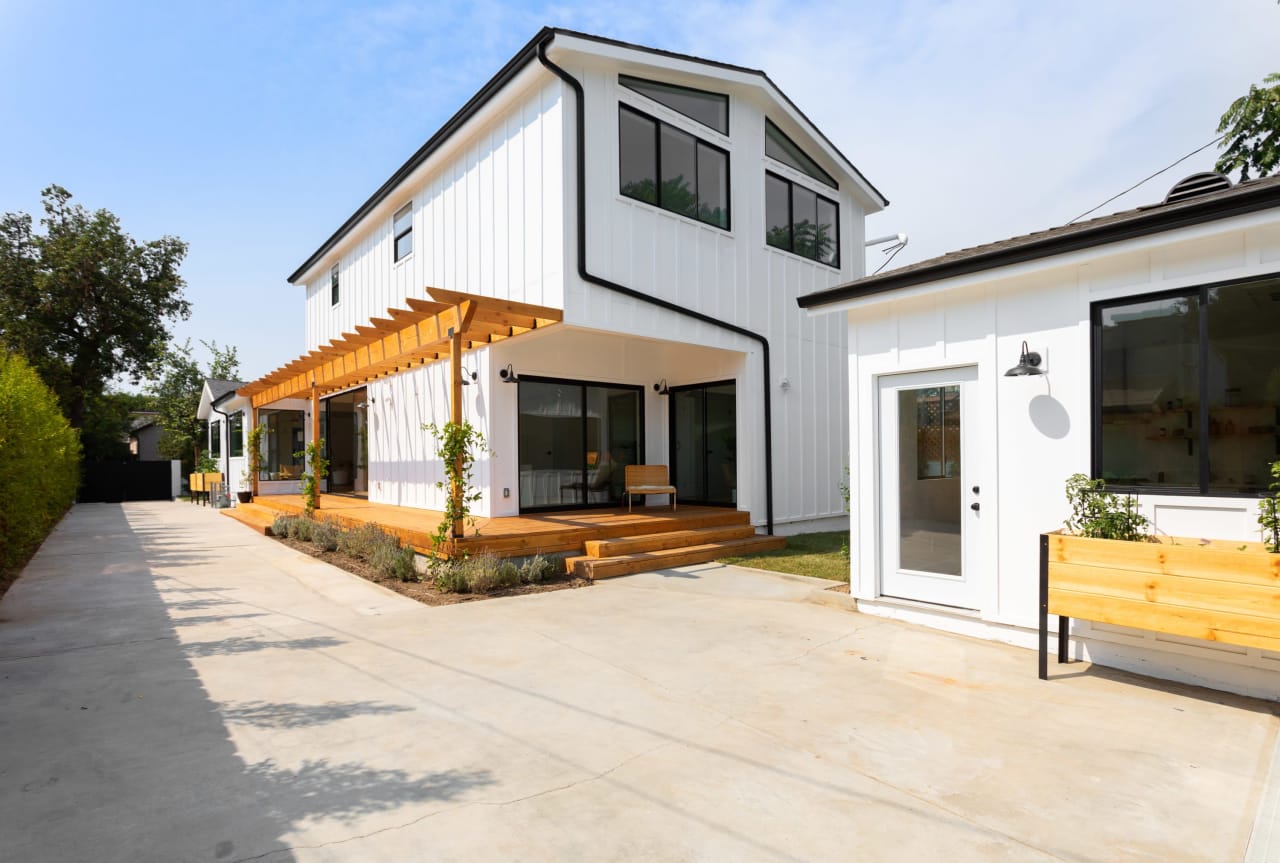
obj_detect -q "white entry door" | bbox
[878,367,980,609]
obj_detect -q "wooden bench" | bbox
[188,472,223,506]
[624,465,677,513]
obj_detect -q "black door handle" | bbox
[970,502,980,512]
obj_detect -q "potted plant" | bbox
[237,469,254,504]
[1039,469,1280,678]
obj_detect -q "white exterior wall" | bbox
[555,53,866,527]
[299,71,565,349]
[841,210,1280,699]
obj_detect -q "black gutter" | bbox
[799,178,1280,308]
[536,36,775,534]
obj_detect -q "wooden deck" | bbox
[245,494,753,559]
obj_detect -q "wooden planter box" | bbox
[1038,530,1280,679]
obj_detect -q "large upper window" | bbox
[393,203,412,262]
[765,119,836,189]
[619,75,728,134]
[1094,274,1280,495]
[765,172,839,266]
[619,105,730,230]
[330,264,340,306]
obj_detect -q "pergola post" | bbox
[249,404,258,497]
[449,325,463,539]
[311,384,321,510]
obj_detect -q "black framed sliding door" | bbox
[517,377,643,512]
[670,380,737,507]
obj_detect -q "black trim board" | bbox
[289,26,885,285]
[799,180,1280,309]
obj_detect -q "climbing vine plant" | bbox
[296,438,329,516]
[424,420,488,549]
[1259,459,1280,553]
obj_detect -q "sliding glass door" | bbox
[670,381,736,506]
[517,378,643,511]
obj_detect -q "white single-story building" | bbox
[800,172,1280,700]
[238,27,888,537]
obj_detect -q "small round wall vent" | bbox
[1164,172,1233,204]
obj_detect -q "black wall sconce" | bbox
[499,363,519,383]
[1004,341,1045,376]
[459,366,478,386]
[653,379,670,395]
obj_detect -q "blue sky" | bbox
[1,0,1276,384]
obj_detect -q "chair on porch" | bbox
[624,464,677,513]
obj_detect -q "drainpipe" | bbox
[536,38,775,535]
[209,401,233,502]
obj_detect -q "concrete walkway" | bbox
[1,502,1276,862]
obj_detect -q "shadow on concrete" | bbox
[219,699,414,729]
[0,503,495,863]
[170,612,267,628]
[1046,661,1280,715]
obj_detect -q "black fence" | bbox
[80,461,174,503]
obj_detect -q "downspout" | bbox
[209,402,232,499]
[536,37,775,535]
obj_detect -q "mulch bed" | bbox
[273,535,592,606]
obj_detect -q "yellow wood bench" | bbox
[624,464,677,513]
[188,472,223,506]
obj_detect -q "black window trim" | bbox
[618,73,730,136]
[330,263,340,307]
[765,118,838,190]
[765,170,841,269]
[393,202,413,264]
[1090,271,1280,499]
[618,103,732,232]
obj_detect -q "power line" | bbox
[1066,134,1226,225]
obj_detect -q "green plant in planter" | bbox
[1063,473,1150,542]
[195,453,220,473]
[295,438,329,516]
[424,420,489,548]
[1258,459,1280,553]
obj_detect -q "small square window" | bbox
[393,203,413,262]
[330,264,339,306]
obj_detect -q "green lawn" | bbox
[718,530,849,581]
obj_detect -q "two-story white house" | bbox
[239,27,886,537]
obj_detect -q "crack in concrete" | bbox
[0,634,177,663]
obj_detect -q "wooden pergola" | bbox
[237,287,561,535]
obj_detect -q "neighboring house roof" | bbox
[799,173,1280,309]
[129,412,159,433]
[288,26,887,285]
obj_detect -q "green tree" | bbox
[150,340,240,472]
[79,389,155,462]
[1216,72,1280,181]
[0,185,190,429]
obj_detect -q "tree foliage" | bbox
[1216,72,1280,181]
[0,185,190,429]
[0,353,81,587]
[80,389,155,462]
[149,339,240,470]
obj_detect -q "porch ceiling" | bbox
[238,288,562,407]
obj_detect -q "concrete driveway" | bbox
[1,502,1277,863]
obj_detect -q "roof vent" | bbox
[1164,172,1232,205]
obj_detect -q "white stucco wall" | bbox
[839,208,1280,699]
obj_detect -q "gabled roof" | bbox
[799,174,1280,310]
[197,378,247,419]
[288,26,886,286]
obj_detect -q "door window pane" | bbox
[659,124,698,219]
[1098,295,1200,488]
[619,108,657,204]
[518,381,584,509]
[671,382,736,506]
[1206,279,1280,493]
[261,409,304,479]
[585,387,641,505]
[898,387,961,576]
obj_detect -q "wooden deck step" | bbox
[584,525,758,558]
[220,502,282,536]
[566,535,787,580]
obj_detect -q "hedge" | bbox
[0,353,80,586]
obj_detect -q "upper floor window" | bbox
[393,203,413,262]
[765,119,836,189]
[1093,274,1280,495]
[619,105,730,230]
[765,171,839,266]
[330,264,339,306]
[619,74,728,134]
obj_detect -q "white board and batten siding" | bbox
[557,56,867,528]
[844,209,1280,699]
